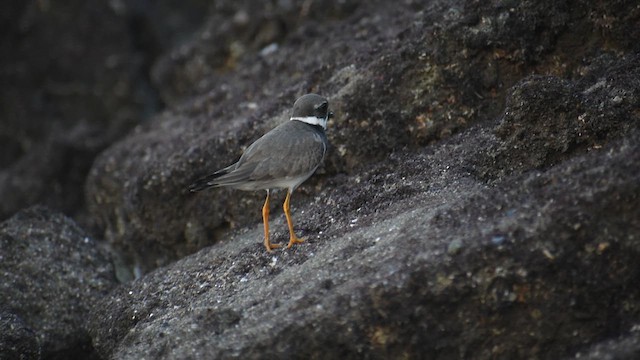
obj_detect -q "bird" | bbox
[188,94,332,252]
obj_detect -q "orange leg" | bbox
[262,190,280,252]
[284,190,305,248]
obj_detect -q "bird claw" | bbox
[286,237,305,249]
[265,241,282,252]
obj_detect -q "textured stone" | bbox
[0,0,159,221]
[0,311,41,360]
[0,207,117,358]
[85,0,640,273]
[88,108,640,358]
[2,0,640,358]
[572,333,640,360]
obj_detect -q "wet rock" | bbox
[0,207,117,358]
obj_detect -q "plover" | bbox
[189,94,332,251]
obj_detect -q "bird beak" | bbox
[328,111,334,119]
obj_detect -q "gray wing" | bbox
[215,121,327,189]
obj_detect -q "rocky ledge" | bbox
[1,0,639,359]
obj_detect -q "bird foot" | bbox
[286,236,305,249]
[265,241,282,252]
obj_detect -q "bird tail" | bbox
[187,167,232,192]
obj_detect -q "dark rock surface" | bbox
[1,0,639,359]
[0,311,41,360]
[88,53,640,356]
[150,0,360,106]
[573,333,640,360]
[0,207,117,359]
[0,0,161,221]
[84,0,640,273]
[87,105,640,358]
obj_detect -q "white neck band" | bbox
[290,116,327,129]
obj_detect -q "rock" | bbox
[2,0,639,358]
[0,311,41,360]
[572,333,640,360]
[88,108,640,358]
[150,0,361,106]
[479,53,640,179]
[0,207,117,358]
[85,0,640,274]
[0,0,160,221]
